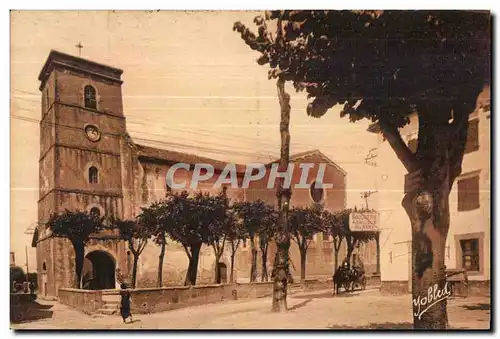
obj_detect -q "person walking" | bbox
[119,283,133,324]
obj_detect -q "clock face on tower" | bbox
[84,124,101,142]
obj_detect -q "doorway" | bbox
[217,263,228,284]
[82,251,115,290]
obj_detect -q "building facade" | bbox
[32,51,376,299]
[369,87,491,294]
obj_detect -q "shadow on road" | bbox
[11,299,54,324]
[328,322,413,329]
[288,298,312,311]
[462,303,490,311]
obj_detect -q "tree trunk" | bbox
[73,241,85,289]
[404,182,451,329]
[346,241,354,266]
[300,247,307,281]
[230,248,236,283]
[261,246,269,282]
[375,233,381,274]
[402,106,463,329]
[272,76,291,313]
[250,236,258,282]
[334,248,339,274]
[185,244,201,286]
[132,254,139,289]
[157,236,166,287]
[214,252,222,284]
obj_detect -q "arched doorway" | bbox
[217,262,228,284]
[82,251,115,290]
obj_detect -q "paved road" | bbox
[12,288,490,330]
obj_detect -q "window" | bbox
[310,181,324,203]
[460,239,480,271]
[89,166,99,184]
[457,174,480,211]
[90,207,100,217]
[42,262,47,271]
[464,119,479,154]
[408,138,418,153]
[84,85,97,109]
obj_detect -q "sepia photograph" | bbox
[9,7,491,331]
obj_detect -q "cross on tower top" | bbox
[75,41,84,57]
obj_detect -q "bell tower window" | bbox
[89,166,99,184]
[84,85,97,109]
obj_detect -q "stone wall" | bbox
[58,282,275,315]
[130,282,274,314]
[58,288,105,314]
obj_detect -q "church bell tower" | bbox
[36,50,128,297]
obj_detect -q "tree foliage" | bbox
[47,209,104,288]
[10,266,26,284]
[234,10,489,122]
[112,216,153,288]
[289,206,323,280]
[233,200,276,282]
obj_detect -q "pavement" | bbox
[11,287,491,330]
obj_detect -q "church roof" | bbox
[266,149,347,175]
[135,144,247,174]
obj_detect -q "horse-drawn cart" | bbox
[332,265,367,295]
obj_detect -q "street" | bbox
[12,288,490,330]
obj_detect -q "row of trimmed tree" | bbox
[46,190,376,289]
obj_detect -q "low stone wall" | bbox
[131,282,274,314]
[302,278,332,291]
[58,288,105,314]
[130,284,233,314]
[380,281,409,295]
[234,281,274,299]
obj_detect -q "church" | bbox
[32,50,377,299]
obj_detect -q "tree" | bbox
[138,198,174,287]
[113,217,152,289]
[10,266,26,291]
[234,14,294,312]
[226,211,247,283]
[166,191,223,286]
[47,209,103,288]
[233,10,490,327]
[289,206,323,281]
[206,192,231,284]
[322,210,347,271]
[258,206,278,282]
[233,200,272,283]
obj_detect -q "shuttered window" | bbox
[460,239,480,271]
[457,174,480,211]
[464,119,479,154]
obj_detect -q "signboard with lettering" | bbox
[349,212,379,232]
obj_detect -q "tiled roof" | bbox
[135,144,246,174]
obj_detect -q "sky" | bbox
[10,11,378,271]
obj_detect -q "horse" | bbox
[332,265,352,295]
